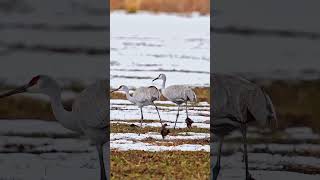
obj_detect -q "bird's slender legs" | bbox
[185,101,189,118]
[174,105,180,129]
[139,107,144,135]
[152,102,162,124]
[242,126,254,180]
[212,137,223,180]
[97,144,107,180]
[140,107,144,127]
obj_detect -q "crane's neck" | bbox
[161,78,166,91]
[123,89,134,103]
[46,87,75,131]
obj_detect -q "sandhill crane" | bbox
[211,73,277,180]
[111,85,162,128]
[0,75,109,180]
[153,74,197,129]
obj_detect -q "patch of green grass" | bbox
[111,150,209,180]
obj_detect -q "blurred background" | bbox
[0,0,108,179]
[212,0,320,179]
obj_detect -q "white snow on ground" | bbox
[111,140,209,152]
[110,100,210,125]
[111,132,209,141]
[110,11,210,88]
[110,97,210,153]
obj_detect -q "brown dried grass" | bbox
[110,0,210,14]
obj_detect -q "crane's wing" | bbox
[132,87,152,104]
[247,87,277,127]
[72,80,108,129]
[148,86,160,101]
[163,85,195,103]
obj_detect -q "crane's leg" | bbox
[174,105,180,129]
[185,101,189,118]
[140,107,144,127]
[242,126,254,180]
[97,144,107,180]
[153,102,162,124]
[212,136,223,180]
[139,107,144,135]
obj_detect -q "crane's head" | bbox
[0,75,59,98]
[111,85,129,93]
[152,73,166,82]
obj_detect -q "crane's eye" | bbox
[28,75,41,86]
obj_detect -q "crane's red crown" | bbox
[28,75,41,86]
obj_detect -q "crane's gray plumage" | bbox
[72,80,108,143]
[0,75,109,180]
[111,85,162,129]
[211,73,277,180]
[153,73,197,129]
[162,85,197,104]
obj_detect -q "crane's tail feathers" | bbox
[148,86,161,101]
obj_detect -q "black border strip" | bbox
[210,0,215,180]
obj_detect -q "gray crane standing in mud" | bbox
[211,73,277,180]
[153,73,197,129]
[0,75,109,180]
[111,85,162,129]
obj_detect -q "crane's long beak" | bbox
[0,84,29,98]
[152,77,159,82]
[110,87,121,93]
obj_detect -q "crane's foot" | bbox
[246,172,255,180]
[211,165,220,180]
